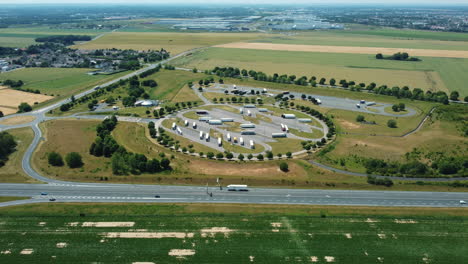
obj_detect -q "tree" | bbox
[329,78,336,86]
[387,119,397,128]
[17,102,32,113]
[392,104,400,112]
[216,153,224,159]
[247,154,253,160]
[286,152,292,158]
[257,154,264,161]
[376,53,384,59]
[48,152,64,166]
[0,111,3,117]
[160,158,171,170]
[65,152,83,168]
[146,159,160,173]
[207,152,214,159]
[450,91,459,101]
[464,96,468,103]
[356,115,365,122]
[192,67,198,73]
[266,151,273,159]
[0,131,17,167]
[149,128,157,138]
[398,103,406,111]
[238,153,244,161]
[226,152,234,160]
[279,162,289,172]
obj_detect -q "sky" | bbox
[1,0,468,5]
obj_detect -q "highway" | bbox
[0,183,466,208]
[0,49,467,209]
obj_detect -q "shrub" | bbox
[387,119,397,128]
[65,152,83,168]
[356,115,365,122]
[48,152,64,166]
[279,162,289,172]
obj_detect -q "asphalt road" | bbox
[0,183,466,208]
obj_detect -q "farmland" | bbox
[172,47,468,95]
[0,88,53,115]
[253,30,468,50]
[73,32,267,54]
[0,203,467,263]
[0,68,129,108]
[217,42,468,58]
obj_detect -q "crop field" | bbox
[0,203,467,263]
[0,127,40,183]
[0,68,128,97]
[217,42,468,59]
[173,47,468,95]
[73,32,267,54]
[0,88,53,115]
[253,31,468,51]
[339,28,468,42]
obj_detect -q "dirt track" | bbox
[215,42,468,58]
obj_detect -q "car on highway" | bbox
[41,192,48,195]
[460,200,467,205]
[154,195,160,198]
[49,198,56,201]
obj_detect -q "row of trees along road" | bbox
[210,66,465,104]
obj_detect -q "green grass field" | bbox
[0,68,129,108]
[144,69,208,101]
[173,47,468,96]
[0,203,466,263]
[73,32,267,54]
[316,105,468,173]
[0,26,100,47]
[0,127,41,184]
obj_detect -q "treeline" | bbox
[364,157,466,177]
[376,52,420,61]
[35,35,92,45]
[209,66,454,104]
[89,116,171,175]
[139,64,162,78]
[0,132,17,167]
[1,79,42,94]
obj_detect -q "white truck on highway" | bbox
[227,184,249,191]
